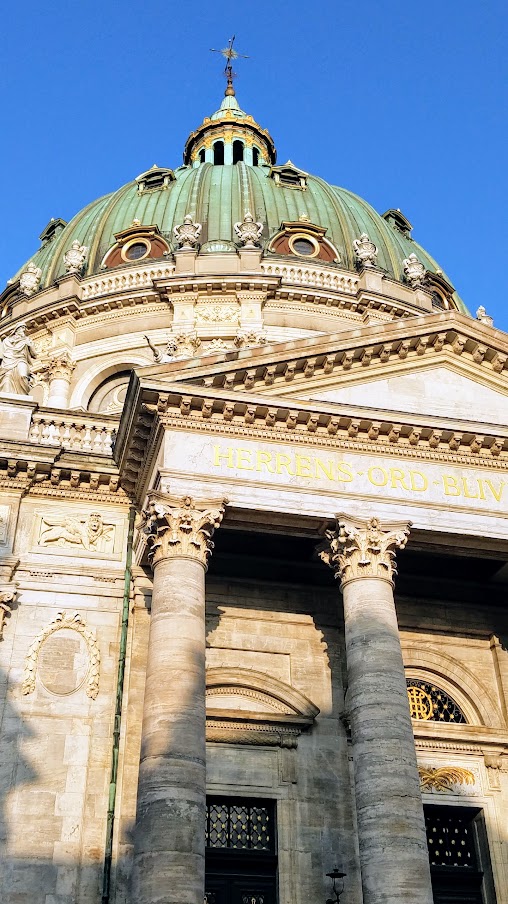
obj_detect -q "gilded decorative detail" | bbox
[142,493,228,568]
[407,685,433,720]
[318,514,411,586]
[418,765,475,792]
[22,611,100,699]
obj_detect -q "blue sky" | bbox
[1,1,507,326]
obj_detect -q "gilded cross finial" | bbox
[210,35,249,96]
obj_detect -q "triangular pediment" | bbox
[135,310,508,423]
[116,311,508,498]
[309,365,508,425]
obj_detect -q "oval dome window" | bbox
[125,241,150,260]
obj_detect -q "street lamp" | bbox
[326,868,346,904]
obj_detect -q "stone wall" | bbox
[1,562,508,904]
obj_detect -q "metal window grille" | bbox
[406,679,467,723]
[425,807,478,868]
[206,799,274,852]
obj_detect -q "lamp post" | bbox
[326,868,346,904]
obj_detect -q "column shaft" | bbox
[47,375,71,407]
[343,576,433,904]
[319,516,433,904]
[132,556,206,904]
[132,493,227,904]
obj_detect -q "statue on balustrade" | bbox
[0,323,37,395]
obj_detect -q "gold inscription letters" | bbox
[212,444,507,507]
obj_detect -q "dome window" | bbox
[199,149,205,163]
[123,240,150,262]
[252,147,260,167]
[382,208,413,238]
[136,166,175,194]
[214,141,225,165]
[426,271,455,311]
[270,161,308,190]
[101,223,171,269]
[268,219,340,263]
[39,218,67,246]
[289,235,319,257]
[233,140,244,164]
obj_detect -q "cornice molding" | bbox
[175,316,508,396]
[116,374,508,498]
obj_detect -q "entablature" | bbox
[115,371,508,507]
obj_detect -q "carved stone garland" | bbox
[22,611,100,698]
[318,515,411,586]
[142,494,228,568]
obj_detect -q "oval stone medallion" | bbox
[38,627,90,695]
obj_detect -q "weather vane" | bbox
[210,35,249,96]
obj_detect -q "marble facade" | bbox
[0,100,507,904]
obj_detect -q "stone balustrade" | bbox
[28,411,119,455]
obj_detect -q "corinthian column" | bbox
[132,493,227,904]
[46,352,75,407]
[319,516,433,904]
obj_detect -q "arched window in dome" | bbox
[252,147,260,167]
[199,148,205,164]
[431,291,447,310]
[232,140,244,164]
[426,271,455,311]
[406,679,467,723]
[214,141,224,166]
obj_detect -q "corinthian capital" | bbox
[142,493,228,568]
[318,514,411,587]
[47,351,76,381]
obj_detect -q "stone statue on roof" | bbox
[0,323,37,395]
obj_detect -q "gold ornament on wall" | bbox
[407,685,433,720]
[418,766,475,792]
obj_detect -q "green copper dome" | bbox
[10,93,465,312]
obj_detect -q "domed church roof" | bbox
[9,87,466,312]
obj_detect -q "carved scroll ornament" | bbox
[22,611,100,698]
[318,514,411,587]
[142,493,228,568]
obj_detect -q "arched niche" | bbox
[68,354,151,410]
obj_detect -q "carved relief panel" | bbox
[22,611,100,699]
[31,508,124,560]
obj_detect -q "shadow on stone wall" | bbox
[0,660,111,904]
